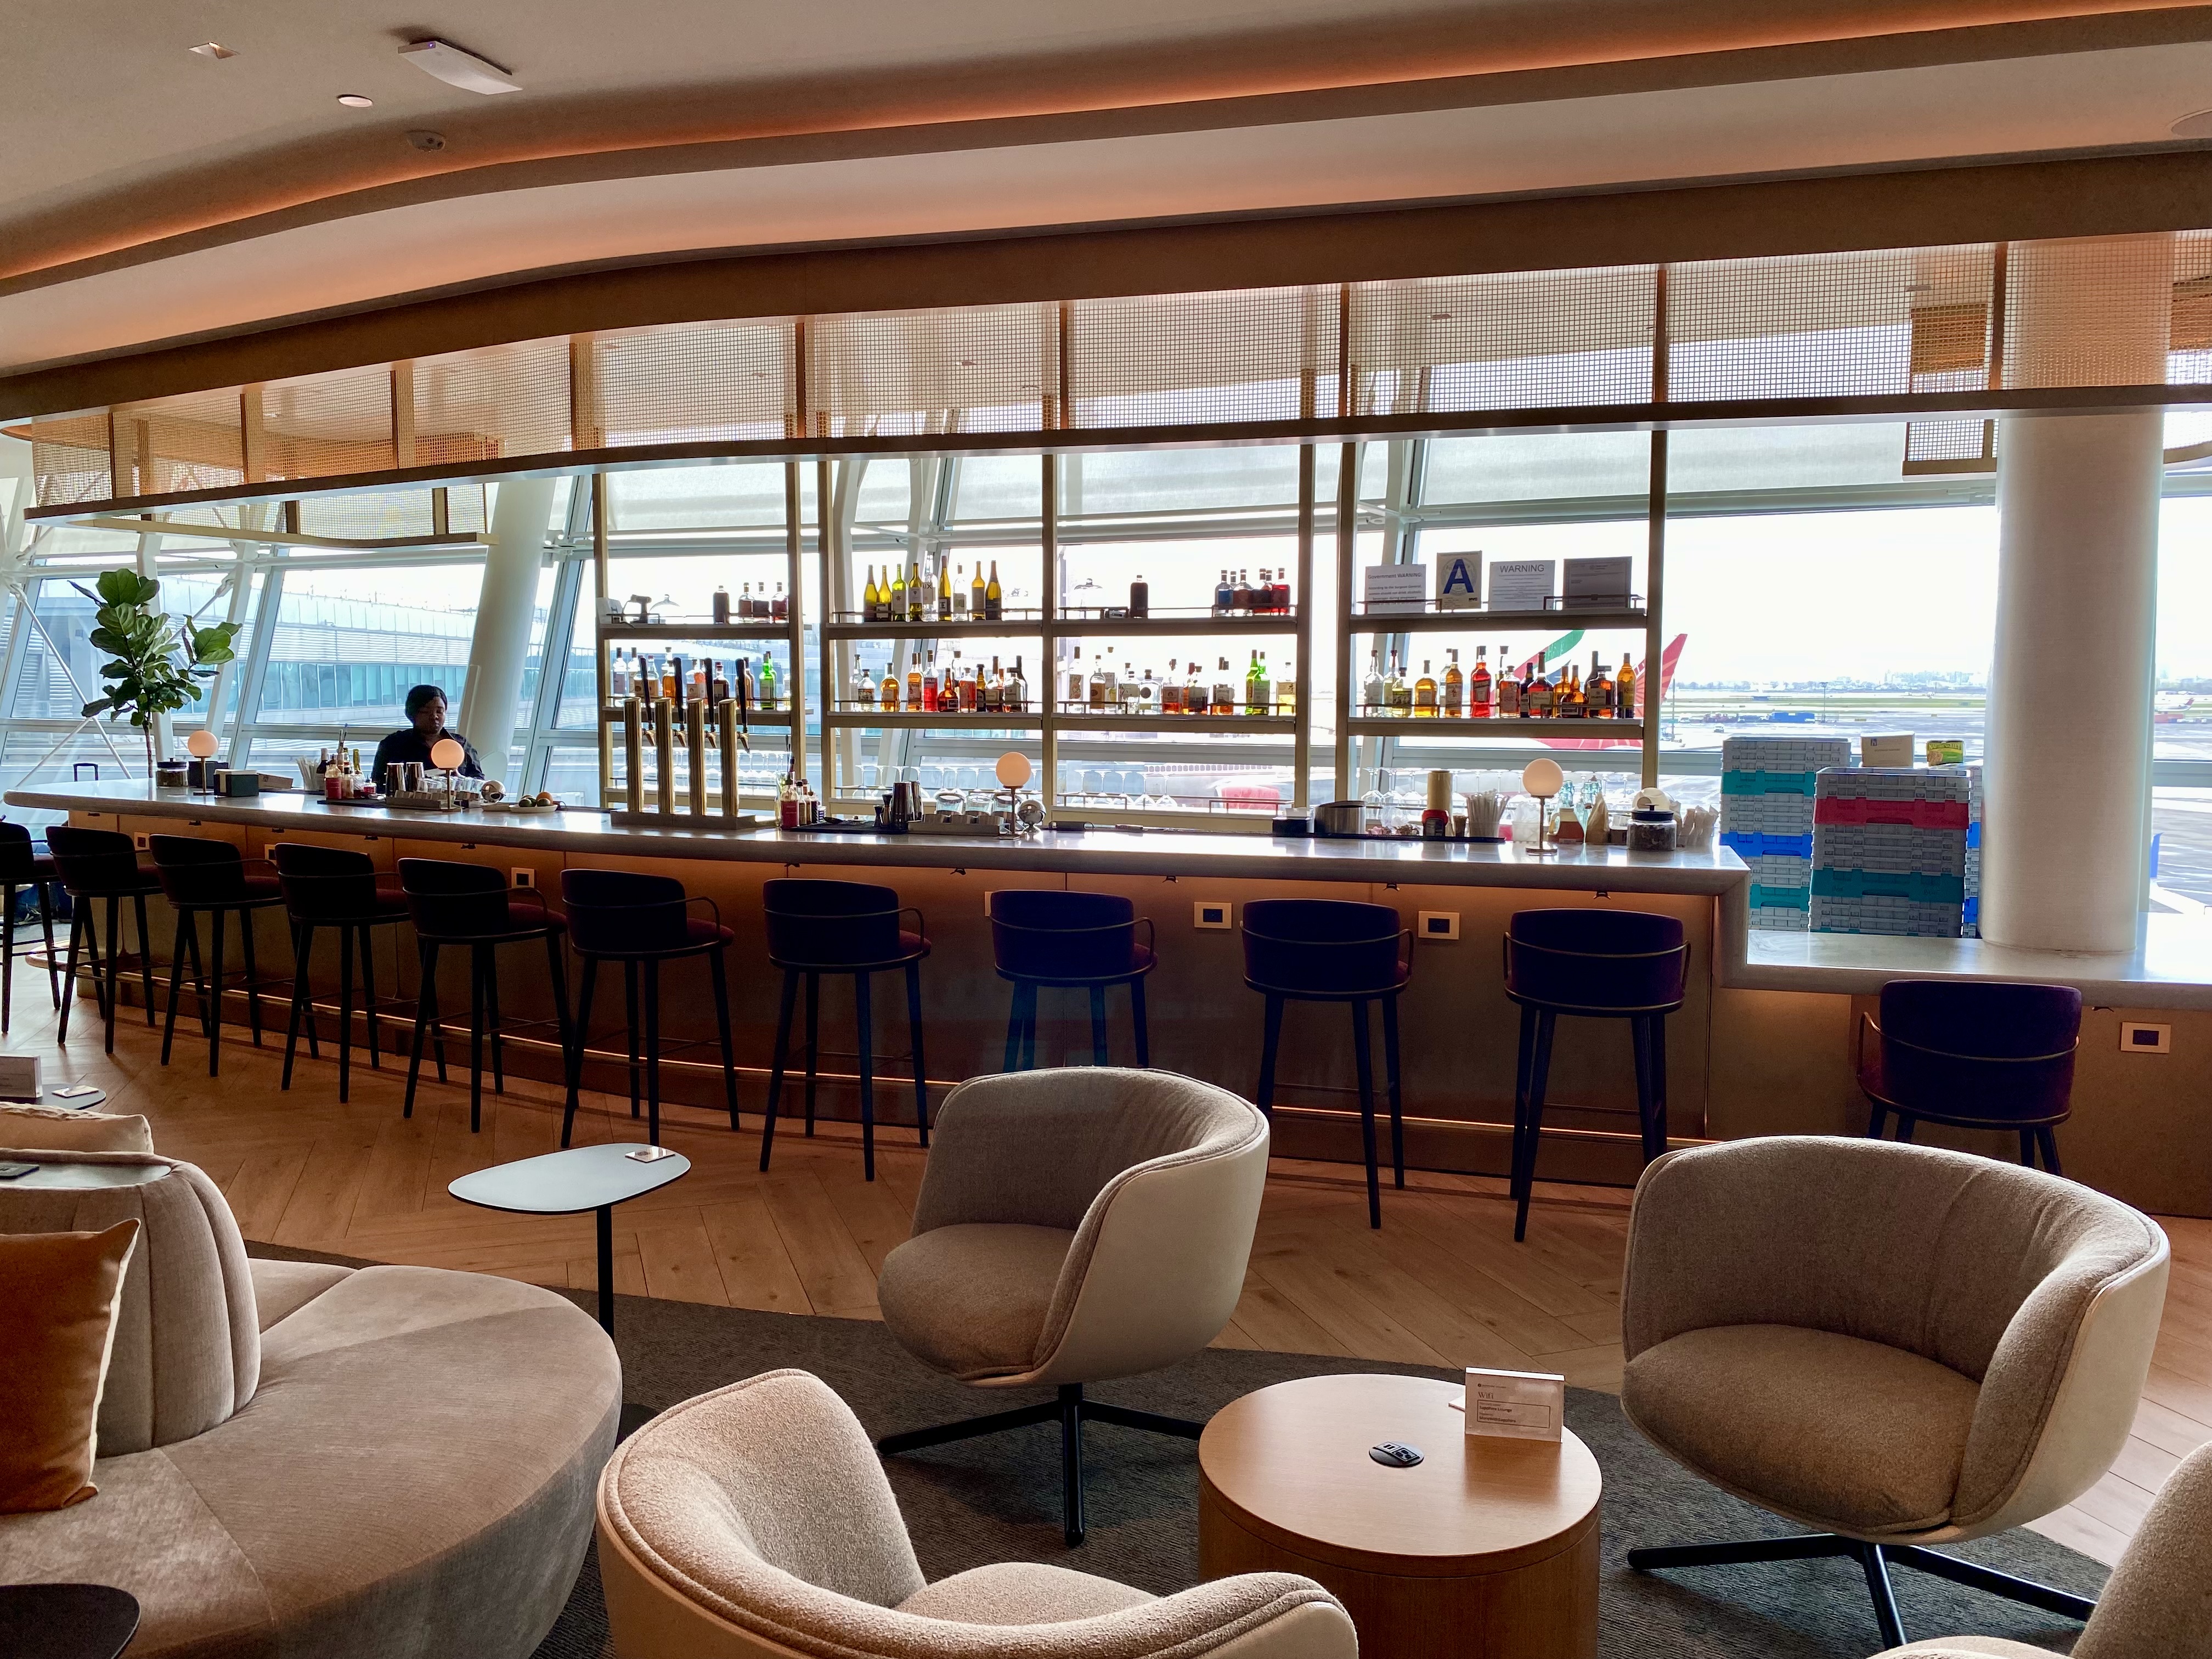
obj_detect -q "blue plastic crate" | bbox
[1723,830,1814,859]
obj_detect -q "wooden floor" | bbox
[7,1001,2206,1571]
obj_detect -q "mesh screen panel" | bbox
[261,364,395,480]
[1351,267,1655,414]
[2004,234,2174,389]
[593,320,792,447]
[30,414,112,506]
[412,337,568,464]
[812,303,1051,436]
[297,490,438,541]
[1904,420,1993,467]
[1069,287,1334,428]
[123,387,245,498]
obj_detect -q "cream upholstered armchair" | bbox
[1620,1136,2170,1650]
[1873,1438,2212,1659]
[873,1068,1269,1544]
[597,1369,1356,1659]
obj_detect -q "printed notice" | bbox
[1487,560,1556,611]
[1463,1367,1566,1442]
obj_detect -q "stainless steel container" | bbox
[1313,800,1364,837]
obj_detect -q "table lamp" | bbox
[1521,757,1564,855]
[995,751,1035,834]
[184,729,218,792]
[431,737,466,809]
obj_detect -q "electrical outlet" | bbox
[1418,911,1460,941]
[1193,901,1232,930]
[262,844,282,864]
[2120,1022,2170,1054]
[510,867,535,889]
[132,832,150,851]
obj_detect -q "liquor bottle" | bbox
[1585,653,1613,718]
[733,583,749,620]
[758,656,781,711]
[1007,656,1027,713]
[1271,568,1291,614]
[1256,568,1272,613]
[971,564,986,618]
[1615,653,1637,720]
[1065,646,1086,710]
[1214,571,1233,616]
[1557,663,1585,719]
[984,561,1004,620]
[889,565,906,621]
[1130,574,1149,619]
[1496,648,1521,718]
[853,661,875,708]
[713,584,731,624]
[609,650,629,699]
[880,661,900,711]
[984,657,1005,713]
[1233,569,1254,613]
[1275,654,1295,715]
[1386,652,1412,715]
[1468,646,1491,718]
[772,582,787,623]
[862,566,879,620]
[1525,653,1553,718]
[661,653,679,701]
[909,561,926,623]
[1160,659,1182,714]
[953,565,968,618]
[906,652,923,710]
[921,655,941,713]
[1245,650,1267,713]
[712,659,730,701]
[1088,652,1109,710]
[960,654,981,712]
[1102,647,1121,705]
[1138,665,1158,713]
[1213,656,1237,711]
[1363,650,1386,715]
[1441,648,1464,716]
[1414,659,1438,717]
[938,560,953,621]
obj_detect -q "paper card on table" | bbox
[1487,560,1556,611]
[1363,565,1427,615]
[1464,1366,1566,1441]
[1435,554,1481,610]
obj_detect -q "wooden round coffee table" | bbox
[1198,1374,1601,1659]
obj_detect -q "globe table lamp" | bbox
[1521,757,1564,855]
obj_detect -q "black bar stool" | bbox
[1503,908,1689,1242]
[0,823,60,1032]
[1241,898,1412,1229]
[1860,979,2079,1173]
[272,843,421,1103]
[399,859,572,1133]
[559,868,741,1148]
[759,878,929,1182]
[989,889,1154,1069]
[148,836,289,1076]
[45,826,163,1053]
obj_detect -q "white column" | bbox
[458,478,556,789]
[1982,235,2170,952]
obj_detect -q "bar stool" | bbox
[148,836,289,1076]
[1503,908,1689,1242]
[1240,898,1411,1229]
[399,859,572,1133]
[759,878,929,1182]
[559,869,741,1148]
[272,843,420,1103]
[989,889,1154,1069]
[45,825,163,1053]
[0,823,60,1033]
[1860,979,2079,1173]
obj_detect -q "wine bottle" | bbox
[985,561,1003,620]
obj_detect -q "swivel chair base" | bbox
[1627,1532,2094,1650]
[877,1384,1203,1547]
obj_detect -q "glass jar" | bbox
[1627,808,1677,853]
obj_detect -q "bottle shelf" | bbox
[1051,612,1300,635]
[600,620,791,640]
[599,704,797,726]
[1053,713,1297,734]
[1351,608,1648,633]
[824,617,1037,640]
[825,709,1043,730]
[1343,715,1646,737]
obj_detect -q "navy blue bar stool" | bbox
[272,843,419,1103]
[1504,908,1689,1242]
[759,878,929,1182]
[1860,979,2079,1173]
[989,889,1154,1069]
[399,859,572,1133]
[560,868,741,1148]
[0,823,60,1032]
[1241,898,1411,1229]
[46,826,163,1052]
[148,836,289,1076]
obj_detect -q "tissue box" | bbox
[1463,1367,1566,1442]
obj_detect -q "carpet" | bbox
[518,1288,2101,1659]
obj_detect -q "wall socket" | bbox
[2119,1022,2170,1054]
[1193,901,1232,929]
[1418,911,1460,941]
[510,867,535,889]
[132,832,150,851]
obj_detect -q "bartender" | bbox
[372,684,485,784]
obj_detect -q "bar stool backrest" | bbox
[46,826,144,895]
[1242,899,1408,997]
[0,821,44,883]
[148,835,253,906]
[1505,909,1689,1013]
[270,842,382,923]
[1877,979,2081,1125]
[763,878,902,969]
[397,857,517,939]
[562,868,690,954]
[989,889,1138,980]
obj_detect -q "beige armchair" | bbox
[1619,1136,2169,1650]
[873,1068,1269,1544]
[597,1368,1356,1659]
[1872,1439,2212,1659]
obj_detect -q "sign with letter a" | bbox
[1436,554,1481,611]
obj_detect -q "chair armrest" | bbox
[684,895,722,927]
[899,905,925,938]
[1136,917,1155,955]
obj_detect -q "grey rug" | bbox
[522,1289,2102,1659]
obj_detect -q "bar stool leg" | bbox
[1382,991,1405,1189]
[1002,985,1025,1072]
[59,906,86,1043]
[100,895,123,1052]
[336,917,355,1103]
[133,892,156,1026]
[1130,975,1150,1068]
[358,924,380,1068]
[709,946,740,1133]
[484,946,505,1094]
[907,958,928,1148]
[404,939,439,1119]
[1650,1013,1670,1152]
[206,905,227,1077]
[180,910,208,1037]
[38,881,60,1012]
[563,953,599,1148]
[161,910,195,1065]
[2037,1126,2063,1176]
[1254,993,1283,1117]
[855,969,877,1183]
[803,973,820,1135]
[283,923,313,1088]
[642,957,662,1147]
[1349,997,1381,1229]
[1089,986,1109,1066]
[761,968,798,1172]
[1896,1114,1918,1142]
[1630,1015,1656,1163]
[623,961,641,1120]
[467,944,488,1133]
[2018,1129,2036,1167]
[1510,1005,1536,1187]
[1514,1011,1558,1243]
[240,907,263,1047]
[2,879,14,1034]
[1866,1101,1889,1139]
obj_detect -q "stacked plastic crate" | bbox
[1810,766,1975,936]
[1720,735,1854,931]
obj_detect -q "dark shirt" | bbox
[371,726,486,783]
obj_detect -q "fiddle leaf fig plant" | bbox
[74,568,242,777]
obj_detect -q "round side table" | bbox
[0,1583,140,1659]
[1198,1373,1601,1659]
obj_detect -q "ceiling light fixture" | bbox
[336,93,374,108]
[399,38,520,95]
[188,42,237,60]
[2173,109,2212,138]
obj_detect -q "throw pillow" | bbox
[0,1219,141,1511]
[0,1105,154,1154]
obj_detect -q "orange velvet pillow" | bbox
[0,1219,140,1512]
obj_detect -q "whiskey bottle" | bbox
[1525,653,1553,718]
[1065,646,1086,710]
[1557,664,1585,719]
[921,656,941,713]
[1006,656,1028,713]
[1184,660,1206,714]
[1414,659,1438,717]
[1213,657,1237,712]
[1585,653,1613,718]
[1615,653,1637,720]
[1497,650,1522,717]
[906,652,923,709]
[853,661,875,708]
[1441,649,1464,716]
[879,661,900,711]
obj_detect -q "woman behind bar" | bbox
[373,684,486,782]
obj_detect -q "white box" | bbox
[1463,1366,1565,1442]
[1363,565,1427,615]
[1434,554,1481,610]
[1561,556,1634,610]
[1488,560,1556,611]
[1860,733,1915,767]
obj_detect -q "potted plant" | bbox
[76,568,242,778]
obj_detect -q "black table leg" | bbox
[596,1203,615,1335]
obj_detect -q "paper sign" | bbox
[1363,565,1427,616]
[1562,556,1634,610]
[1435,554,1481,611]
[1463,1366,1566,1442]
[1488,560,1556,611]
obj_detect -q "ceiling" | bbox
[9,0,2212,388]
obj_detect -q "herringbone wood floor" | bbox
[7,998,2205,1571]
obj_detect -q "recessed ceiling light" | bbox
[2173,109,2212,139]
[336,93,375,108]
[189,42,237,60]
[399,38,520,95]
